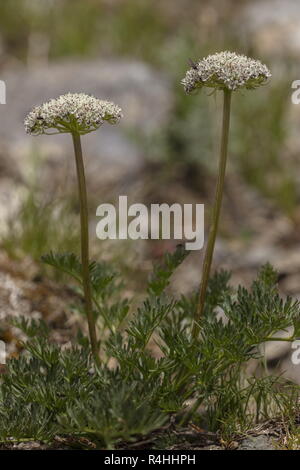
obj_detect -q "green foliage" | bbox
[1,191,80,273]
[224,264,300,341]
[147,245,189,296]
[10,316,50,339]
[42,252,82,282]
[42,251,128,332]
[58,381,167,449]
[1,250,299,448]
[0,0,169,62]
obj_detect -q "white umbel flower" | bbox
[182,51,271,93]
[24,92,123,135]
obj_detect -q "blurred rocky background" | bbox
[0,0,300,381]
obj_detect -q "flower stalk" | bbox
[72,132,99,365]
[182,51,271,339]
[192,89,231,338]
[25,93,122,365]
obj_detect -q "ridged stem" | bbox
[72,132,99,365]
[192,89,232,339]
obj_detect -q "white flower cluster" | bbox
[182,51,271,93]
[24,93,123,135]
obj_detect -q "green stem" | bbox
[72,133,99,366]
[192,89,232,339]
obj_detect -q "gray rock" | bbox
[240,0,300,56]
[239,435,276,450]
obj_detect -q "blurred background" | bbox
[0,0,300,377]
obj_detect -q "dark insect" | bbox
[188,58,198,70]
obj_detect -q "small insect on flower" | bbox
[188,58,198,70]
[182,51,272,339]
[24,92,123,136]
[182,51,271,94]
